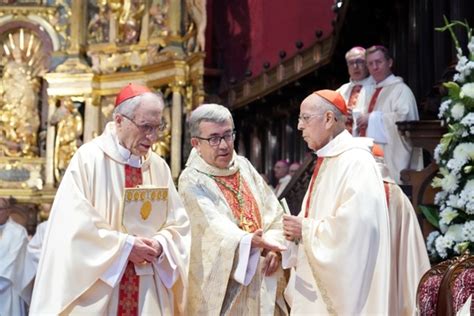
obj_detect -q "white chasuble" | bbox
[378,164,430,316]
[30,122,190,315]
[283,131,391,315]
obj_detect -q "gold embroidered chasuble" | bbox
[178,149,287,315]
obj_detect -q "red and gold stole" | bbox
[304,157,325,218]
[117,165,142,316]
[359,87,383,136]
[346,84,362,133]
[213,171,262,233]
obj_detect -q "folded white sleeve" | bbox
[367,111,388,144]
[100,234,134,288]
[281,240,298,269]
[233,233,260,286]
[153,235,179,289]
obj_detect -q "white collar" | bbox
[115,136,142,168]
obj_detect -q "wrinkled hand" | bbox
[251,229,286,252]
[262,250,280,276]
[356,113,369,130]
[283,215,302,242]
[129,236,162,264]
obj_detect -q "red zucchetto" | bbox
[115,83,151,107]
[313,89,348,116]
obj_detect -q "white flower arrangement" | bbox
[421,18,474,261]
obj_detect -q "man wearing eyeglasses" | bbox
[282,90,391,315]
[337,46,375,135]
[0,197,28,316]
[30,84,190,315]
[178,103,288,315]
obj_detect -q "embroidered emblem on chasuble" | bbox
[122,187,168,236]
[213,172,262,233]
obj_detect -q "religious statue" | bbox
[186,0,206,52]
[50,98,83,182]
[149,0,169,38]
[109,0,145,45]
[88,1,110,44]
[0,47,41,157]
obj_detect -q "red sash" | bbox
[304,157,325,218]
[117,165,142,316]
[359,87,383,136]
[346,85,362,133]
[383,182,390,206]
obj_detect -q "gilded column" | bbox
[170,83,184,180]
[83,96,100,143]
[68,0,86,54]
[45,96,57,187]
[168,0,182,36]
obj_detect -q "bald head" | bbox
[345,46,365,60]
[345,46,368,81]
[298,93,347,151]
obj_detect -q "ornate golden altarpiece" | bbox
[0,0,205,231]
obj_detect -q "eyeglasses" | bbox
[347,59,366,67]
[121,114,167,134]
[195,131,236,147]
[298,113,323,124]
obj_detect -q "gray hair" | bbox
[189,103,234,137]
[113,92,164,118]
[315,96,347,124]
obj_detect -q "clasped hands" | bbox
[129,236,163,265]
[251,229,286,276]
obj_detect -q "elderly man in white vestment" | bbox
[30,84,191,315]
[0,197,28,316]
[282,90,391,315]
[178,103,288,315]
[371,144,430,315]
[357,45,423,184]
[337,46,374,135]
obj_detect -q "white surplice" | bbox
[0,218,28,316]
[20,220,48,306]
[178,149,287,315]
[364,74,423,183]
[283,130,391,315]
[337,76,375,112]
[30,122,190,315]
